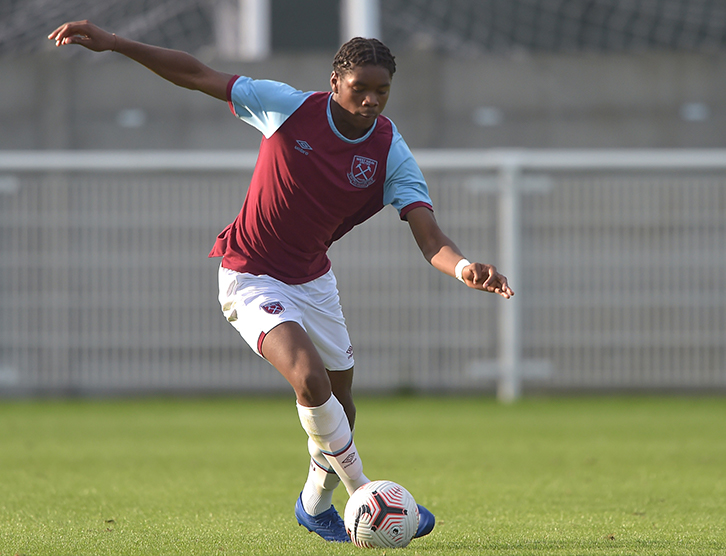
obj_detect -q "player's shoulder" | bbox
[382,118,415,160]
[230,75,313,102]
[228,77,319,136]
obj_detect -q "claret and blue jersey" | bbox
[209,75,433,284]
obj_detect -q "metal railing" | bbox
[1,150,725,399]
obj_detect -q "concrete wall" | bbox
[2,49,725,151]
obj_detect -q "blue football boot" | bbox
[294,495,350,542]
[415,504,436,538]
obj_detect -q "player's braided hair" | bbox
[332,37,396,77]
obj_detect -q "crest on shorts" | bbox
[261,301,285,315]
[347,155,378,188]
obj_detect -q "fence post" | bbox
[341,0,381,40]
[497,165,523,402]
[238,0,271,60]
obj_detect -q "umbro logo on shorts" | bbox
[261,301,285,315]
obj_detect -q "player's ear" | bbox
[330,71,339,94]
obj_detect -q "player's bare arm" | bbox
[406,206,514,298]
[48,20,232,101]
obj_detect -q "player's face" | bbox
[330,64,392,139]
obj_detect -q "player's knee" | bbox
[295,370,331,407]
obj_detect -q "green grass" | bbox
[0,396,724,555]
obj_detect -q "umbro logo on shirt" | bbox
[294,140,313,155]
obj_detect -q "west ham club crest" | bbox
[261,301,285,315]
[347,155,378,188]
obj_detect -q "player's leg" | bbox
[262,322,363,542]
[218,268,352,541]
[328,367,355,427]
[218,267,433,539]
[260,322,369,494]
[323,364,435,538]
[282,270,370,496]
[291,274,435,539]
[301,437,341,515]
[299,367,354,515]
[259,320,330,405]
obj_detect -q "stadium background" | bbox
[0,0,724,399]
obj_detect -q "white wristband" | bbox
[454,258,471,283]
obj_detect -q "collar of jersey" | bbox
[326,93,377,143]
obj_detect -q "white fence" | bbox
[1,150,725,399]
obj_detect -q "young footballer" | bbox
[49,20,514,543]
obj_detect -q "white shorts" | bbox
[218,266,355,371]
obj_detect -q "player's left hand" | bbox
[461,263,514,298]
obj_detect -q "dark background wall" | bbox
[1,49,723,151]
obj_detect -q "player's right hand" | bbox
[48,20,115,53]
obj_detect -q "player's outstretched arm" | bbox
[406,206,514,298]
[48,20,233,101]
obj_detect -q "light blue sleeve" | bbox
[228,76,313,138]
[383,121,433,218]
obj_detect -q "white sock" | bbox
[296,395,369,495]
[301,438,341,516]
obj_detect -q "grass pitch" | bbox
[0,395,724,555]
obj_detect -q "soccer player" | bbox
[49,20,514,543]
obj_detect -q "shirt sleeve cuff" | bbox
[226,75,241,115]
[399,201,433,221]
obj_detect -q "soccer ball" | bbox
[344,480,419,548]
